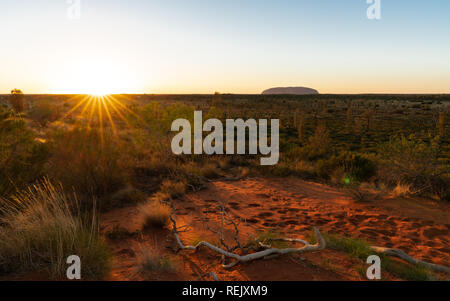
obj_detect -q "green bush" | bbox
[29,100,60,127]
[47,126,132,206]
[316,152,376,183]
[377,134,448,196]
[138,247,177,273]
[297,123,331,161]
[0,112,49,196]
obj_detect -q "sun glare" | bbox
[50,58,140,95]
[89,91,110,97]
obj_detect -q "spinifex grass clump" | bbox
[139,200,171,229]
[137,246,177,273]
[0,180,110,279]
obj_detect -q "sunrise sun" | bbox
[50,58,140,95]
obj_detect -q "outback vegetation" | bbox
[0,92,448,280]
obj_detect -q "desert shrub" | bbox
[214,156,232,170]
[284,145,305,160]
[378,135,440,182]
[29,100,60,127]
[139,101,167,132]
[164,102,195,127]
[150,191,172,203]
[432,176,450,201]
[182,161,220,179]
[9,89,25,113]
[0,112,49,195]
[109,184,146,208]
[391,182,413,198]
[377,134,448,196]
[441,189,450,202]
[345,186,372,202]
[47,126,131,206]
[128,129,177,187]
[297,123,331,161]
[205,106,224,120]
[137,247,177,273]
[159,179,187,198]
[139,200,171,229]
[264,163,293,177]
[140,102,195,132]
[316,152,376,183]
[0,181,110,279]
[105,225,134,240]
[0,105,8,119]
[135,101,196,135]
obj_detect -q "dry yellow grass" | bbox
[160,179,187,198]
[139,200,171,229]
[137,245,177,273]
[391,183,413,198]
[0,180,110,279]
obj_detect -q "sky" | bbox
[0,0,449,94]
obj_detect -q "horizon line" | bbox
[1,92,450,96]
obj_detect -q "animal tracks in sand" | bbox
[176,177,450,267]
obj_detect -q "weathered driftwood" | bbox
[166,200,449,275]
[369,246,450,274]
[169,211,326,269]
[210,272,220,281]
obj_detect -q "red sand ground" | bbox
[101,177,450,281]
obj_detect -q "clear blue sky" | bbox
[1,0,449,94]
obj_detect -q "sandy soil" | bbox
[101,177,450,281]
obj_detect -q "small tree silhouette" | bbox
[212,91,222,106]
[9,88,25,113]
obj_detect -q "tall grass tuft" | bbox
[0,180,110,279]
[137,246,177,273]
[139,200,171,229]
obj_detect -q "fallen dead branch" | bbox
[163,199,450,275]
[210,272,220,281]
[369,246,450,274]
[167,203,326,269]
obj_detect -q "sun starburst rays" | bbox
[57,94,139,150]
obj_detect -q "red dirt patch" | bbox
[101,177,450,280]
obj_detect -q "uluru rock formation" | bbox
[262,87,319,95]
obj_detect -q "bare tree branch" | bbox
[169,207,326,269]
[369,246,450,274]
